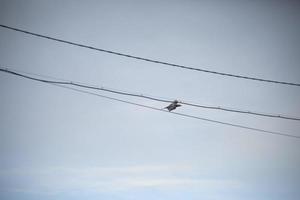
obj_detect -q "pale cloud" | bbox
[0,165,242,194]
[109,178,241,190]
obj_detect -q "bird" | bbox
[165,100,182,111]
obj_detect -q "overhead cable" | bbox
[1,67,300,121]
[50,84,300,139]
[1,68,299,139]
[1,24,300,87]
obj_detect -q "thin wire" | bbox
[181,102,300,121]
[1,68,299,139]
[51,84,300,139]
[1,24,300,87]
[0,67,171,102]
[1,67,300,121]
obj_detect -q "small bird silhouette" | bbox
[165,100,182,111]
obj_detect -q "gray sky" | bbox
[1,0,300,199]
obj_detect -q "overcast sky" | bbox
[1,0,300,199]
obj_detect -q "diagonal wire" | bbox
[52,84,300,139]
[1,67,300,121]
[0,67,171,102]
[1,68,299,139]
[1,24,300,87]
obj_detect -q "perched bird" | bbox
[165,100,182,111]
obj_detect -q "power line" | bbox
[1,68,299,139]
[181,102,300,121]
[0,67,171,102]
[1,24,300,87]
[51,84,300,139]
[1,67,300,121]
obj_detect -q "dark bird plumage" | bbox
[165,100,182,111]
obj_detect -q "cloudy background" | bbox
[0,0,300,199]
